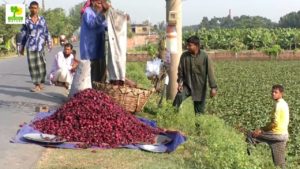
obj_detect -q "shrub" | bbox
[184,115,273,169]
[263,45,282,59]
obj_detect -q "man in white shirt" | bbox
[49,43,78,89]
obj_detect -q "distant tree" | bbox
[0,6,20,43]
[69,2,84,33]
[233,15,276,28]
[43,8,74,37]
[219,16,235,28]
[127,22,133,38]
[279,11,300,28]
[152,21,166,36]
[199,17,209,28]
[142,20,151,26]
[198,15,277,29]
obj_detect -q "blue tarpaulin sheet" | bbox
[11,112,187,153]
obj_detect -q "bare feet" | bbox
[30,85,41,92]
[39,84,45,90]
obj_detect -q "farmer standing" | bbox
[80,0,110,83]
[248,84,289,168]
[173,35,217,114]
[20,1,52,92]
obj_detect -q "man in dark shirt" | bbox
[173,35,217,114]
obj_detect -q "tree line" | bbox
[1,3,300,50]
[184,10,300,31]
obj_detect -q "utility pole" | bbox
[165,0,182,100]
[42,0,45,11]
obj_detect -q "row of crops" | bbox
[206,61,300,161]
[183,28,300,52]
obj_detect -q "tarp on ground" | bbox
[11,112,186,153]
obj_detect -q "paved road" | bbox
[0,44,79,169]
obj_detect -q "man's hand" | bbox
[20,47,24,56]
[251,129,262,138]
[210,88,217,98]
[71,61,79,73]
[177,83,183,92]
[101,0,111,12]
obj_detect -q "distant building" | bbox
[131,24,151,35]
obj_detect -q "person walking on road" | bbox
[173,35,218,114]
[20,1,52,92]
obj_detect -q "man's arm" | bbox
[253,104,280,138]
[207,56,217,97]
[177,54,184,91]
[253,113,276,138]
[261,104,280,132]
[82,10,107,30]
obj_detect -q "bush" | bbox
[184,115,274,169]
[129,43,158,58]
[126,62,152,89]
[143,97,274,169]
[263,45,282,59]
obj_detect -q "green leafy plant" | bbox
[263,45,282,59]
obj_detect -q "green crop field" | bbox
[36,60,300,169]
[127,60,300,167]
[206,60,300,159]
[128,60,300,168]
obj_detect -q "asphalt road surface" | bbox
[0,43,79,169]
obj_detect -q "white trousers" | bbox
[52,69,73,89]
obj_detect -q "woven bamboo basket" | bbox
[92,82,154,113]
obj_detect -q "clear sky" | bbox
[3,0,300,26]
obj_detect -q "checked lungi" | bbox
[27,50,46,85]
[246,131,288,168]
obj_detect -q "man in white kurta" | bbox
[49,43,77,89]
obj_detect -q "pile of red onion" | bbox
[32,89,162,148]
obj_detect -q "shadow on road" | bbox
[0,73,29,77]
[0,88,66,104]
[0,85,30,91]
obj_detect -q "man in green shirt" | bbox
[173,36,217,114]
